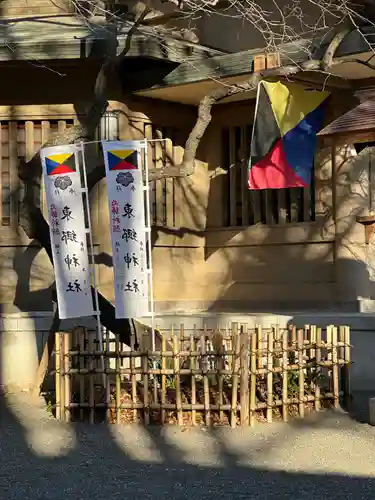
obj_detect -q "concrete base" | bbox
[358,299,375,313]
[0,312,97,392]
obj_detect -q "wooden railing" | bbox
[53,323,351,426]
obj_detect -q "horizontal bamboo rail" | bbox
[54,323,351,427]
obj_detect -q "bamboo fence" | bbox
[53,323,351,427]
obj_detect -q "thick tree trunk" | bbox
[18,11,150,348]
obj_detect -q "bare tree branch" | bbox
[16,5,152,347]
[85,5,151,134]
[148,27,353,181]
[321,22,353,70]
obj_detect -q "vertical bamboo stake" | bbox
[231,323,239,428]
[310,325,316,364]
[274,325,281,375]
[239,325,250,426]
[79,328,85,422]
[339,326,345,397]
[105,330,111,422]
[143,331,150,425]
[298,329,305,418]
[303,325,309,375]
[130,330,137,423]
[55,332,61,420]
[267,329,274,423]
[331,326,339,408]
[88,332,95,424]
[161,334,166,424]
[291,325,297,351]
[308,325,315,404]
[119,335,124,383]
[152,328,158,409]
[59,333,66,422]
[274,325,280,354]
[191,327,197,426]
[71,328,76,399]
[315,327,322,411]
[115,334,121,424]
[201,328,211,426]
[173,328,183,426]
[338,325,345,363]
[282,329,288,422]
[327,325,333,396]
[344,326,351,408]
[214,329,224,423]
[226,324,232,372]
[257,325,263,370]
[179,324,184,423]
[63,333,71,423]
[250,329,257,427]
[208,336,213,374]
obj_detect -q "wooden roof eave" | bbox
[0,15,223,63]
[319,128,375,147]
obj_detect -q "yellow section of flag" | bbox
[262,81,330,137]
[109,149,136,160]
[47,153,73,164]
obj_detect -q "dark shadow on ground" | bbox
[1,394,375,500]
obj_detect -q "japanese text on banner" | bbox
[41,145,94,319]
[102,141,149,318]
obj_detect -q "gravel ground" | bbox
[1,393,375,499]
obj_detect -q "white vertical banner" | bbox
[40,144,94,319]
[102,140,149,318]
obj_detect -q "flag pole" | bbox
[248,80,262,190]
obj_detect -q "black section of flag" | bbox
[62,153,77,173]
[126,151,138,167]
[250,83,282,166]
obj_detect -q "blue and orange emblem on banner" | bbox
[107,149,138,171]
[45,153,76,176]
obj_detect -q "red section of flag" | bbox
[248,140,307,190]
[111,160,138,171]
[48,164,75,176]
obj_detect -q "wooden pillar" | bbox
[332,141,340,307]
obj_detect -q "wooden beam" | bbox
[281,73,352,90]
[320,129,375,147]
[0,105,77,120]
[353,77,375,89]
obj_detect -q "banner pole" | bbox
[80,141,106,390]
[143,139,157,400]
